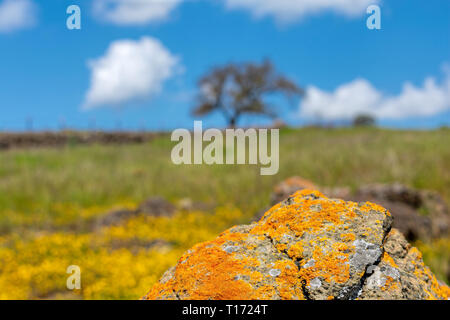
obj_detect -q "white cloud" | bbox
[224,0,378,23]
[300,73,450,121]
[83,37,180,110]
[0,0,37,33]
[93,0,182,25]
[91,0,378,26]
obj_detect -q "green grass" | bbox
[0,127,449,230]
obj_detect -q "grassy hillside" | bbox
[0,127,448,298]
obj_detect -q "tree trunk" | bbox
[229,117,237,129]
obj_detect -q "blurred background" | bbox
[0,0,448,299]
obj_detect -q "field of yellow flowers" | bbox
[0,205,243,299]
[0,127,448,299]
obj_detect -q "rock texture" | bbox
[269,178,449,241]
[144,190,449,300]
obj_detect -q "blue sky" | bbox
[0,0,449,131]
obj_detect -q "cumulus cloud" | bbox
[224,0,378,23]
[0,0,37,33]
[299,72,450,121]
[93,0,182,25]
[83,37,180,110]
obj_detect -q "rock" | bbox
[136,197,176,217]
[356,183,422,207]
[359,229,450,299]
[93,196,176,229]
[268,178,449,241]
[177,198,214,212]
[92,209,136,229]
[143,190,449,300]
[322,186,352,201]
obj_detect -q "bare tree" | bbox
[193,60,303,128]
[353,114,376,127]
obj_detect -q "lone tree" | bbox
[192,60,304,128]
[353,114,376,127]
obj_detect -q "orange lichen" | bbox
[287,242,303,259]
[250,189,387,287]
[381,252,398,268]
[297,247,349,286]
[298,246,350,285]
[341,233,356,242]
[145,229,267,300]
[253,190,351,240]
[381,276,398,291]
[414,264,450,300]
[394,244,450,300]
[272,260,304,300]
[359,202,391,216]
[409,246,423,260]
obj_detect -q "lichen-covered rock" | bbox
[359,229,450,299]
[269,178,449,241]
[143,190,449,300]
